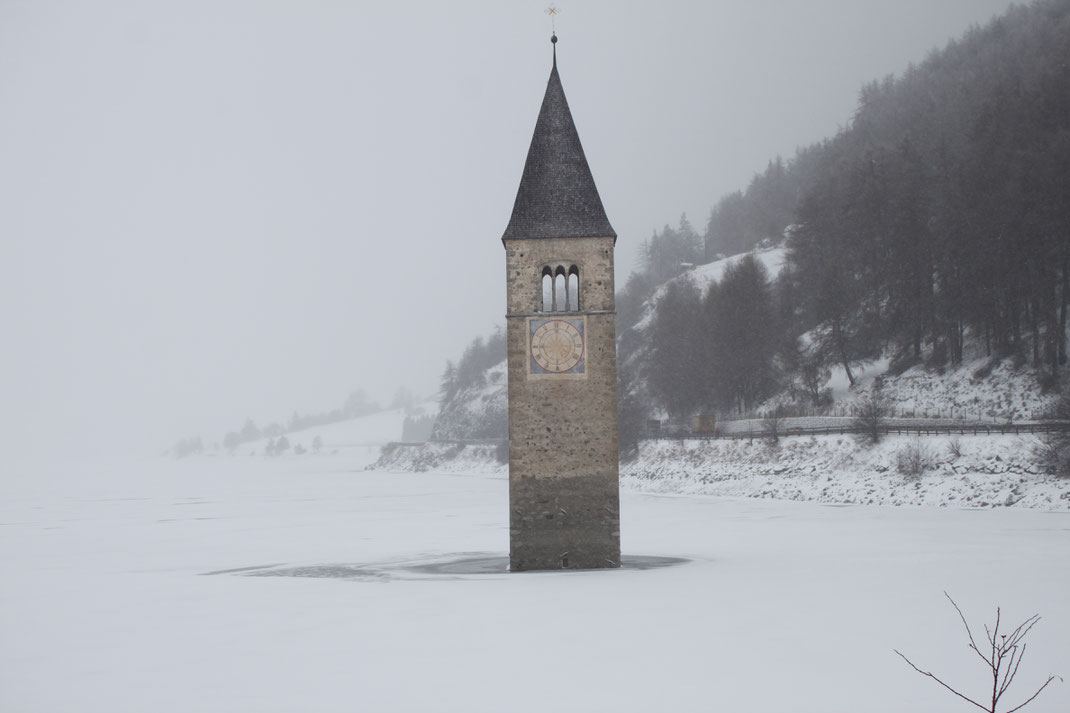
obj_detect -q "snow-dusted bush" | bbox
[761,406,784,445]
[1034,385,1070,477]
[854,392,889,445]
[1033,433,1070,477]
[896,437,933,478]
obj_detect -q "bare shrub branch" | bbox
[896,593,1061,712]
[894,649,989,712]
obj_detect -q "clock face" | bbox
[529,318,585,374]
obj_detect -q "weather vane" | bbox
[546,5,560,34]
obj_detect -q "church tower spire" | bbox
[502,36,616,241]
[502,35,621,572]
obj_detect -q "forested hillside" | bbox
[789,0,1069,377]
[619,0,1070,427]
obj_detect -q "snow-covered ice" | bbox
[2,453,1068,712]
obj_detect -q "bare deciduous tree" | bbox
[895,592,1061,713]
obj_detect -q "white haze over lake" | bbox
[0,0,1018,458]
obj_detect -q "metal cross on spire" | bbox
[546,5,560,34]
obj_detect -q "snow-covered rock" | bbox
[622,433,1068,510]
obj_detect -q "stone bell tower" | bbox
[502,35,620,571]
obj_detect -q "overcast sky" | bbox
[0,0,1019,458]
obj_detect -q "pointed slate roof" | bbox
[502,42,616,240]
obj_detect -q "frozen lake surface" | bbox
[2,453,1068,712]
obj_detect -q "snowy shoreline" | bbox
[622,434,1069,510]
[372,433,1070,511]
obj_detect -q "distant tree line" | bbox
[704,156,809,261]
[219,389,384,453]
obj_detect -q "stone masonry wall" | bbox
[503,236,621,571]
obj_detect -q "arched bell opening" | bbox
[554,266,567,312]
[540,267,554,312]
[567,265,580,311]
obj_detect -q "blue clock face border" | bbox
[528,316,586,377]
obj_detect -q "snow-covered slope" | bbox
[429,360,506,442]
[842,358,1051,422]
[633,246,787,331]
